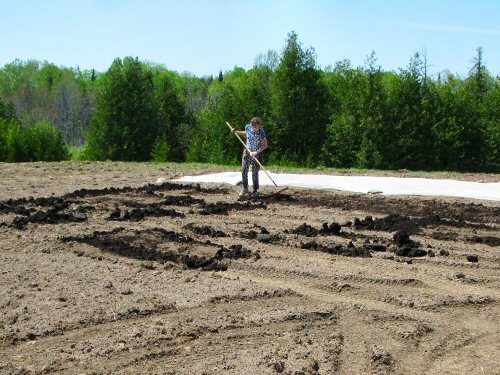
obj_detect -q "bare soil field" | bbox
[0,162,499,374]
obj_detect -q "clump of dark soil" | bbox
[0,182,234,228]
[392,231,427,257]
[179,182,229,195]
[61,227,255,271]
[63,226,193,246]
[430,233,500,247]
[215,244,256,260]
[320,222,342,235]
[184,223,227,237]
[289,223,318,237]
[64,186,138,199]
[10,208,87,229]
[65,182,227,199]
[429,231,459,241]
[287,222,343,237]
[466,235,500,247]
[1,194,91,229]
[300,240,372,258]
[292,193,500,225]
[119,195,204,209]
[107,205,184,221]
[0,202,33,216]
[239,225,281,243]
[161,194,205,206]
[371,348,394,369]
[351,214,427,234]
[261,192,296,202]
[199,201,267,215]
[0,196,71,214]
[349,212,492,235]
[363,240,388,252]
[393,231,412,246]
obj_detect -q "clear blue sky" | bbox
[1,0,499,77]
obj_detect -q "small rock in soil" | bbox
[466,254,479,263]
[257,233,273,243]
[307,359,320,372]
[72,212,87,221]
[273,361,285,373]
[363,242,387,252]
[104,281,114,289]
[141,262,156,270]
[371,348,394,366]
[185,223,227,238]
[394,246,427,257]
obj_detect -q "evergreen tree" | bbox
[179,72,211,114]
[432,48,490,171]
[0,97,5,119]
[0,119,7,160]
[243,65,273,124]
[484,76,500,171]
[271,32,328,165]
[357,51,386,168]
[86,57,156,161]
[154,73,192,161]
[321,60,364,167]
[4,101,18,123]
[387,53,432,169]
[459,47,490,170]
[0,39,498,171]
[188,70,247,164]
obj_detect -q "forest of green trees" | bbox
[0,32,498,171]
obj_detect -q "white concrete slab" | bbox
[173,171,500,201]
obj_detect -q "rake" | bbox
[226,121,288,195]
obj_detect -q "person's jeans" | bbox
[241,150,262,192]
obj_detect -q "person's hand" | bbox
[231,128,236,135]
[250,151,258,157]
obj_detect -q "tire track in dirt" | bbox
[117,311,343,374]
[2,294,341,374]
[222,267,439,322]
[216,245,499,373]
[220,247,498,321]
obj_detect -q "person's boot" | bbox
[239,188,249,197]
[251,190,260,198]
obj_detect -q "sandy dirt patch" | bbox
[0,162,498,374]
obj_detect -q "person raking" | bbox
[231,117,268,198]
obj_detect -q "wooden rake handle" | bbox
[225,121,278,187]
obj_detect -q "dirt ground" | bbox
[0,161,499,375]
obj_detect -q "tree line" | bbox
[0,32,498,171]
